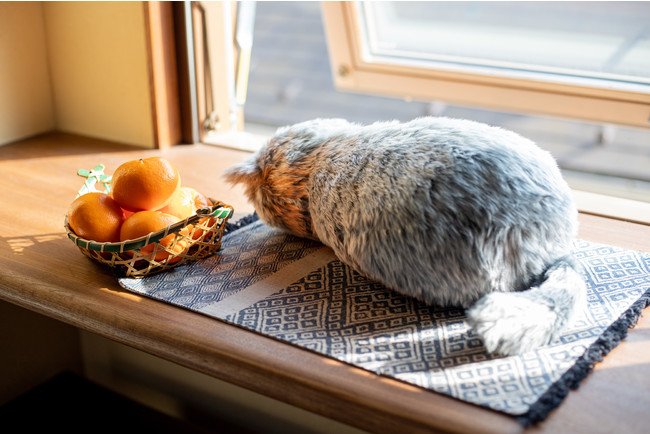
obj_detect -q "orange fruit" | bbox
[158,187,213,240]
[120,211,189,263]
[191,216,216,241]
[67,192,125,242]
[158,186,210,219]
[111,157,181,212]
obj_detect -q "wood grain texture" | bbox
[143,1,182,148]
[0,133,648,433]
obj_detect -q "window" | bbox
[322,1,650,129]
[194,1,650,222]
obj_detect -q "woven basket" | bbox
[65,200,233,278]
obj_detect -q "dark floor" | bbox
[0,372,238,433]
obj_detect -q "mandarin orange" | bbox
[67,192,125,242]
[158,187,213,240]
[158,186,210,219]
[111,157,181,212]
[191,215,217,240]
[120,211,189,263]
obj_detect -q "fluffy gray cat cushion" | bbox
[224,117,586,355]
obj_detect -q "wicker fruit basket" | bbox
[64,164,233,278]
[65,202,232,278]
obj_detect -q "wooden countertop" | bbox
[1,132,649,434]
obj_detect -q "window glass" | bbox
[358,1,650,91]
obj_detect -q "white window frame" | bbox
[321,2,650,130]
[190,1,266,151]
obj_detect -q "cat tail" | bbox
[466,256,587,356]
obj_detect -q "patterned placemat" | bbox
[118,217,650,425]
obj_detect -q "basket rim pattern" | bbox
[64,201,233,252]
[65,199,234,278]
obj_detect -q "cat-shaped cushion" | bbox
[224,117,586,355]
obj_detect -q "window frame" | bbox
[321,1,650,130]
[186,1,649,223]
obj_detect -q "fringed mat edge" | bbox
[517,286,650,426]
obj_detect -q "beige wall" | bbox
[0,1,155,148]
[0,2,55,145]
[44,2,154,147]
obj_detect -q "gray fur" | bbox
[223,117,587,355]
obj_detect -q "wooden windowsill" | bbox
[1,132,649,433]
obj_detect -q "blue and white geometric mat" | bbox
[118,217,650,425]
